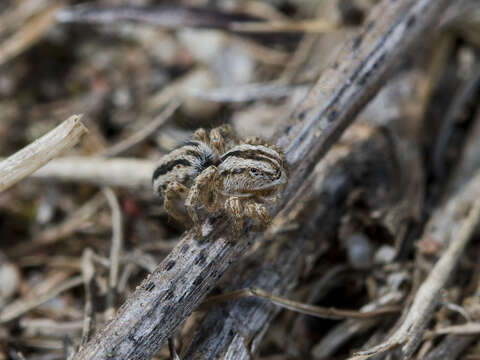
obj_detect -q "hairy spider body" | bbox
[152,125,288,236]
[186,143,288,236]
[219,144,287,198]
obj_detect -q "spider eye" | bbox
[250,168,259,175]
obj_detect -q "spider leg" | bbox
[185,166,219,237]
[192,128,209,144]
[224,196,244,236]
[244,199,271,231]
[209,128,225,154]
[244,136,265,146]
[210,124,238,154]
[257,192,281,205]
[164,182,191,225]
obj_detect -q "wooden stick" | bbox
[0,276,83,323]
[0,0,64,66]
[198,287,400,320]
[103,187,124,321]
[0,115,87,193]
[29,157,155,190]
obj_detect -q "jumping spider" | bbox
[152,126,288,237]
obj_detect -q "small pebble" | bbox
[374,245,396,264]
[0,260,20,303]
[345,233,374,269]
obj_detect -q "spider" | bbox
[185,139,288,236]
[153,127,288,237]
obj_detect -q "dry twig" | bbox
[28,157,155,190]
[57,5,336,34]
[198,287,400,320]
[0,115,87,193]
[0,0,64,66]
[103,187,124,321]
[188,83,310,103]
[80,249,95,349]
[0,276,83,323]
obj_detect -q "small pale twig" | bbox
[230,19,339,33]
[122,250,158,273]
[86,250,157,273]
[0,0,64,66]
[29,157,155,189]
[0,0,52,35]
[278,34,319,83]
[102,187,124,320]
[424,322,480,339]
[80,249,95,349]
[198,287,400,320]
[15,338,64,350]
[0,276,83,323]
[312,320,379,360]
[56,4,261,29]
[0,115,87,193]
[441,301,471,322]
[56,5,335,34]
[188,83,310,103]
[117,263,136,294]
[19,318,83,336]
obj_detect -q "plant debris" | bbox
[1,0,479,359]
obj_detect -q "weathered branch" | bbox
[73,0,450,359]
[29,157,155,190]
[0,115,87,193]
